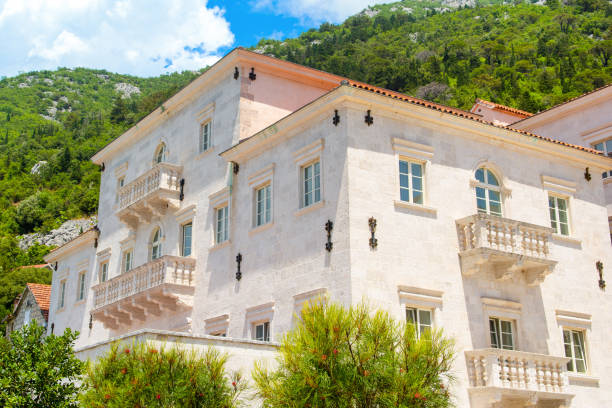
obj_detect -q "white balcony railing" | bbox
[91,256,195,329]
[457,213,552,258]
[465,349,573,406]
[456,214,556,284]
[118,163,182,211]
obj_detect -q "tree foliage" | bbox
[80,342,245,408]
[253,300,455,407]
[0,322,83,408]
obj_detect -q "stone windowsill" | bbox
[74,299,86,307]
[567,372,600,386]
[552,233,582,245]
[209,240,231,252]
[294,200,325,217]
[393,200,437,215]
[249,222,274,236]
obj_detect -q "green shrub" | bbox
[253,299,455,407]
[0,322,83,408]
[80,342,244,408]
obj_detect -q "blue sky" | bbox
[0,0,384,78]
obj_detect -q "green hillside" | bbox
[0,0,611,323]
[253,0,612,110]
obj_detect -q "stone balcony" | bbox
[465,349,573,407]
[91,256,195,329]
[456,214,557,285]
[117,163,183,229]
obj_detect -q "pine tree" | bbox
[254,300,455,407]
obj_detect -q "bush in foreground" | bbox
[0,322,83,408]
[253,300,455,407]
[80,342,244,408]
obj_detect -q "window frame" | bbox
[253,321,271,342]
[592,139,612,178]
[398,159,425,205]
[99,261,108,283]
[254,183,272,227]
[199,120,212,153]
[474,167,503,217]
[150,227,163,261]
[301,160,321,209]
[215,205,229,244]
[548,194,570,236]
[59,280,66,310]
[122,249,133,274]
[77,272,86,302]
[154,143,166,164]
[489,317,516,350]
[563,328,588,374]
[181,221,193,257]
[406,307,433,338]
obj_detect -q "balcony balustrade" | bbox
[117,163,183,228]
[91,255,195,329]
[465,349,573,407]
[456,213,557,285]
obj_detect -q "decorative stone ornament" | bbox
[236,253,243,281]
[597,261,605,290]
[325,220,333,252]
[332,110,340,126]
[368,217,377,249]
[365,110,374,126]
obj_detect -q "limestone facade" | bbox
[45,49,612,408]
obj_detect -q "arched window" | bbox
[475,167,502,216]
[154,143,166,164]
[151,227,162,260]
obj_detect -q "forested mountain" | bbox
[254,0,612,111]
[0,0,610,323]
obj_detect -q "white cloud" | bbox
[29,30,89,61]
[0,0,234,76]
[251,0,387,24]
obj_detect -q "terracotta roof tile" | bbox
[26,283,52,322]
[346,82,603,155]
[473,98,533,118]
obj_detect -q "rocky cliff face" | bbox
[19,217,97,250]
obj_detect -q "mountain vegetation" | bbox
[254,0,612,111]
[0,0,610,323]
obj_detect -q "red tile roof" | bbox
[345,82,603,155]
[18,264,51,269]
[473,98,533,118]
[26,283,52,322]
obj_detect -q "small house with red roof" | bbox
[4,283,52,337]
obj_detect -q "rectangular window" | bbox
[200,121,211,152]
[216,206,229,244]
[399,160,424,204]
[182,222,193,256]
[302,161,321,208]
[489,318,514,350]
[77,272,86,301]
[549,195,569,236]
[123,250,133,273]
[563,329,587,373]
[255,185,272,227]
[406,307,432,337]
[254,321,270,342]
[593,140,612,178]
[59,280,66,309]
[116,176,125,203]
[24,309,31,325]
[100,262,108,283]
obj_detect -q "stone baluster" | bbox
[526,359,537,391]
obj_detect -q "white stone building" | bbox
[45,48,612,407]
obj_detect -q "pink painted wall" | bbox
[237,64,338,140]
